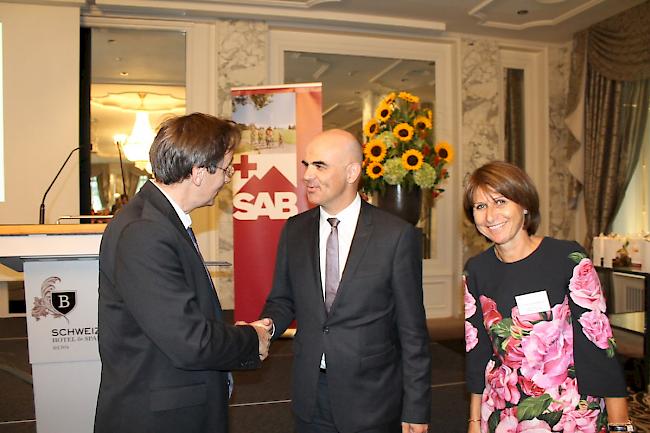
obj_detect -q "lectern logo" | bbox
[31,276,76,321]
[51,292,76,315]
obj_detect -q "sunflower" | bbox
[364,118,380,138]
[398,91,420,104]
[413,115,432,131]
[434,140,454,163]
[363,139,387,162]
[366,161,384,179]
[375,101,393,122]
[401,149,424,171]
[393,123,414,142]
[382,92,397,105]
[360,90,453,198]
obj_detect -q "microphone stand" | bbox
[116,139,128,199]
[39,147,80,224]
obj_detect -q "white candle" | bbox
[643,239,650,270]
[592,235,605,266]
[603,237,620,268]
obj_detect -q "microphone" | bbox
[39,147,80,224]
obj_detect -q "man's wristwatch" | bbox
[607,420,636,432]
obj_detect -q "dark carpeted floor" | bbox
[0,315,468,433]
[1,315,648,433]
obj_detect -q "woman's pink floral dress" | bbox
[464,238,627,433]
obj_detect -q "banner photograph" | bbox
[231,83,322,321]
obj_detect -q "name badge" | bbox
[515,290,551,315]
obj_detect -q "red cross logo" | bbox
[234,154,257,179]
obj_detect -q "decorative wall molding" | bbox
[90,0,445,34]
[269,29,462,317]
[469,0,605,30]
[499,46,550,236]
[194,0,342,8]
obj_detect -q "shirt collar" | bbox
[152,181,193,229]
[320,193,361,222]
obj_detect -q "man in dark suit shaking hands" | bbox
[260,129,431,433]
[95,113,271,433]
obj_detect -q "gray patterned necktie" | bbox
[325,218,340,312]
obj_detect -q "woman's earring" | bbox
[523,209,529,215]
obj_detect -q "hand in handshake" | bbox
[236,318,273,361]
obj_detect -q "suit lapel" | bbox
[141,181,223,315]
[141,181,196,252]
[306,210,327,318]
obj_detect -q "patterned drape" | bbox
[566,1,650,247]
[587,1,650,81]
[583,73,650,244]
[125,166,146,200]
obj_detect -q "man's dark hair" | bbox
[150,113,240,184]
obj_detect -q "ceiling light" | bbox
[121,93,155,173]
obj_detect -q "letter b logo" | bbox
[51,292,76,315]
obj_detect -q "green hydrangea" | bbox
[377,131,397,148]
[413,162,436,188]
[383,157,407,185]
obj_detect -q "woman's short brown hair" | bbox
[150,113,240,184]
[462,161,540,235]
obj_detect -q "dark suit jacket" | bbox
[95,181,260,433]
[261,200,431,433]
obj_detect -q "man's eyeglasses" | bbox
[216,165,235,179]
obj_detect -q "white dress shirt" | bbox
[318,194,361,297]
[319,193,361,368]
[152,181,192,230]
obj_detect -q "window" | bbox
[612,111,650,234]
[84,25,186,213]
[90,176,103,212]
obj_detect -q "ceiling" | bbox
[87,0,645,162]
[85,0,646,43]
[295,0,645,42]
[284,52,436,131]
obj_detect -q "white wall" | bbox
[0,3,79,224]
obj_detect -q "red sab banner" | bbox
[231,83,322,322]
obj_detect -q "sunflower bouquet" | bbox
[361,91,453,199]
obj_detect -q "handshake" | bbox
[236,318,273,361]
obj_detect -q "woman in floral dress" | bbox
[463,161,634,433]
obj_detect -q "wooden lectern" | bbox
[0,224,106,433]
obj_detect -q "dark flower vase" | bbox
[374,184,422,225]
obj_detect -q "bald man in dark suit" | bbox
[260,129,431,433]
